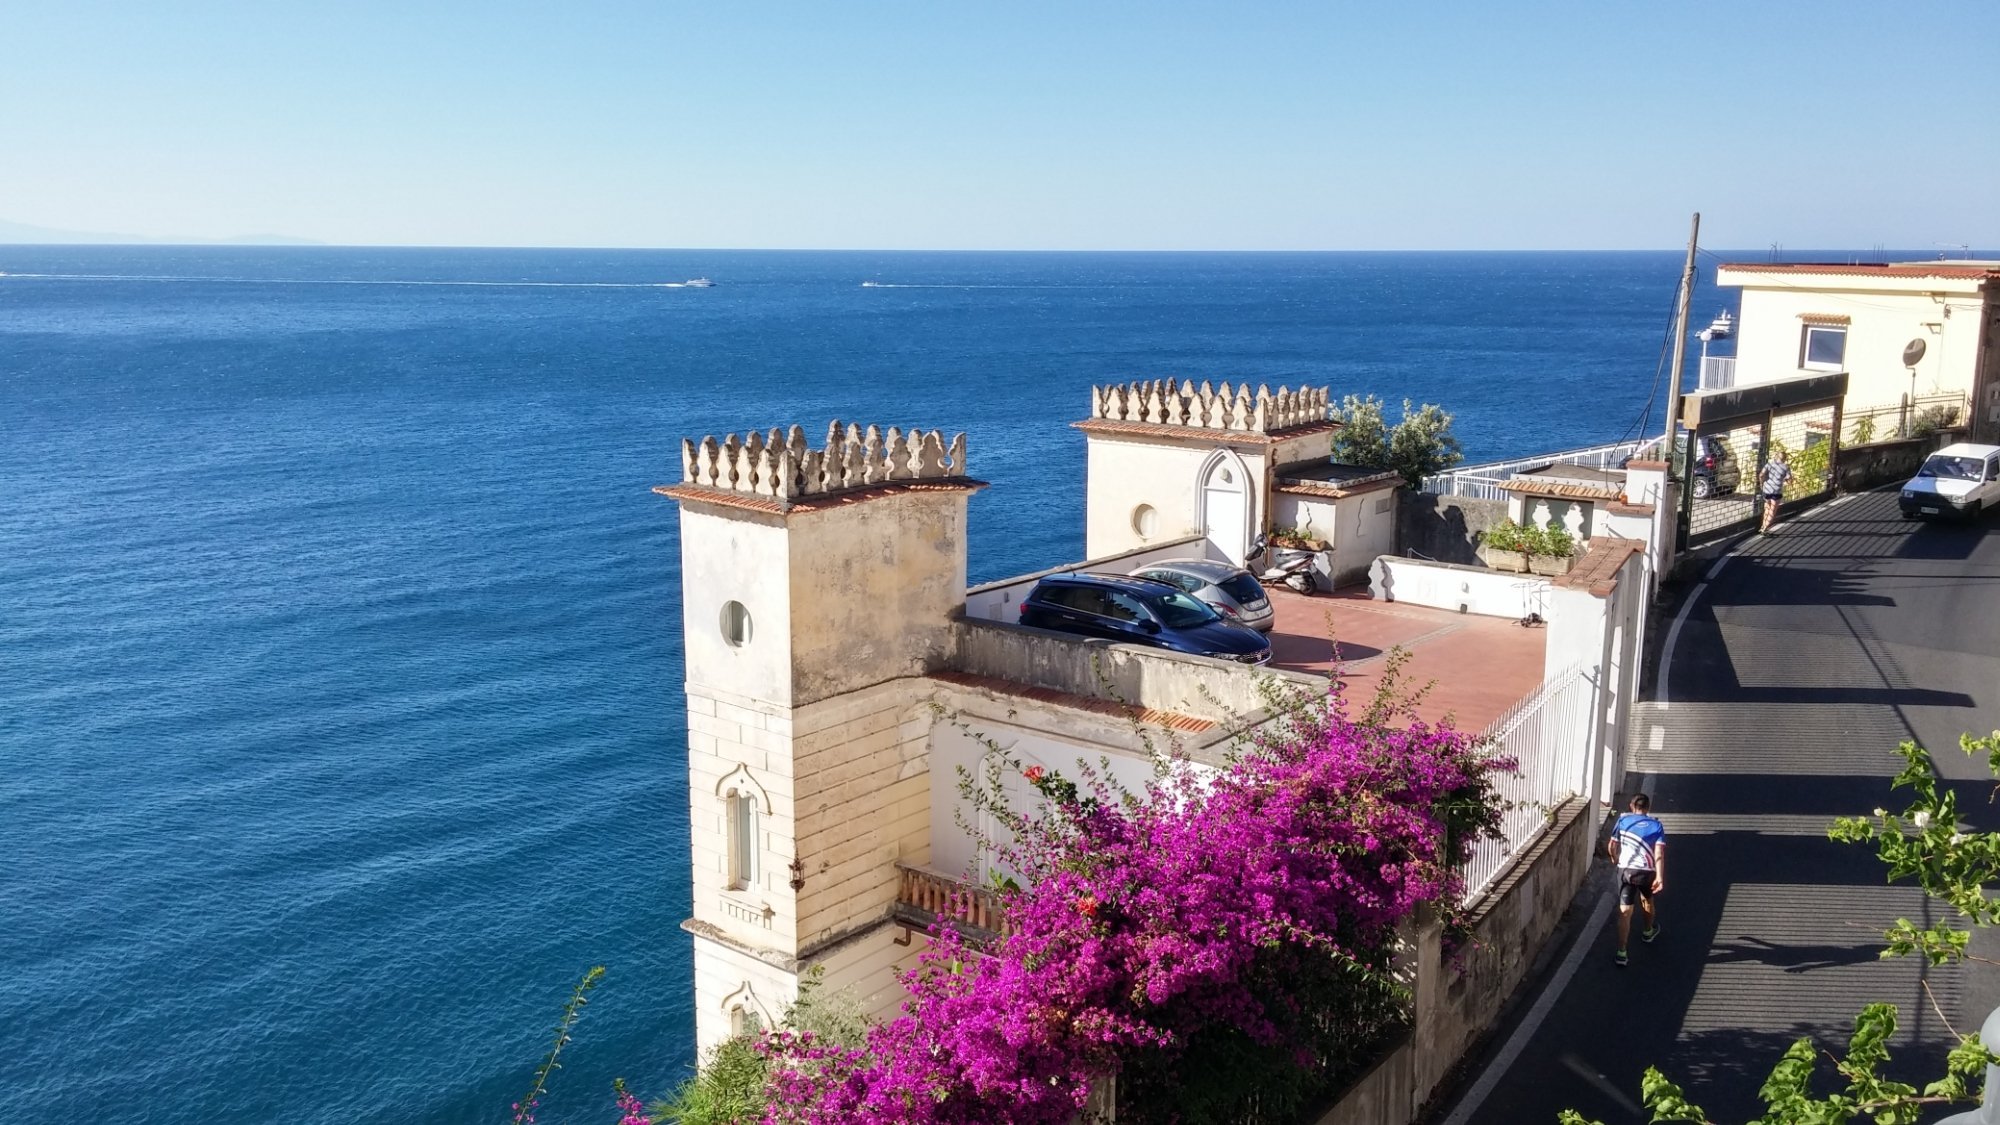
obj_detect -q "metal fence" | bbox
[1840,391,1966,446]
[1460,663,1597,905]
[1421,439,1653,501]
[1682,399,1839,547]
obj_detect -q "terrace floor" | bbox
[1264,588,1546,734]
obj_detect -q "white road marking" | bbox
[1439,890,1618,1125]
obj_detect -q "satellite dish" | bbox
[1903,338,1928,367]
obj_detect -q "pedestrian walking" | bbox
[1607,793,1665,967]
[1759,448,1793,532]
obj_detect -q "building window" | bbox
[719,601,753,647]
[1131,504,1158,538]
[1800,325,1846,370]
[727,791,759,890]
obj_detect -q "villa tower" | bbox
[658,422,981,1050]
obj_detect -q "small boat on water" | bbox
[860,280,883,288]
[684,277,714,288]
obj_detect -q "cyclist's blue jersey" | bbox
[1614,813,1665,871]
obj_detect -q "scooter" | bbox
[1246,534,1319,595]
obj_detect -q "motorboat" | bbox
[684,277,714,288]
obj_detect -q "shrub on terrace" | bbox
[755,674,1511,1124]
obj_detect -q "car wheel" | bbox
[1691,476,1713,500]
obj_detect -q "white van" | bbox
[1899,442,2000,520]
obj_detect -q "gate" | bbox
[1677,373,1848,548]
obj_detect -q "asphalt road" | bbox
[1440,488,2000,1125]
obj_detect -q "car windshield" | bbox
[1153,590,1222,628]
[1919,455,1985,482]
[1217,573,1264,604]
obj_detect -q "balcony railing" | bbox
[893,864,1014,941]
[1699,356,1736,391]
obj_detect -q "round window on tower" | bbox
[1131,504,1159,539]
[720,601,753,647]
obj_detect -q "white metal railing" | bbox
[1459,663,1597,904]
[1421,440,1650,501]
[1841,391,1967,444]
[1699,356,1736,390]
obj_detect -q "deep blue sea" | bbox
[0,247,1725,1124]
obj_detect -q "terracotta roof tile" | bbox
[1498,479,1624,502]
[1719,262,2000,281]
[1550,536,1644,597]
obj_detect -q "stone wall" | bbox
[951,618,1321,726]
[1398,492,1509,566]
[1835,433,1953,492]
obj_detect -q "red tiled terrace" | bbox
[1262,588,1546,734]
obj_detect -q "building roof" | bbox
[1273,462,1403,498]
[1498,478,1623,502]
[1718,261,2000,282]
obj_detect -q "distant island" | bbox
[0,219,322,246]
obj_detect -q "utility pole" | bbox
[1658,213,1701,560]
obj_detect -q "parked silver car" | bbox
[1128,559,1275,633]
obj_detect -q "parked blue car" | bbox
[1018,573,1273,665]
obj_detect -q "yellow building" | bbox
[1715,261,2000,444]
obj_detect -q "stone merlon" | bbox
[1083,378,1334,435]
[668,421,972,508]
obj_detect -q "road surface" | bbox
[1442,489,2000,1124]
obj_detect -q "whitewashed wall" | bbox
[1369,555,1547,620]
[1722,268,1985,409]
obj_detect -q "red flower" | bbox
[1023,765,1046,784]
[1074,895,1098,918]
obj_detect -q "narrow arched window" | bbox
[727,791,759,891]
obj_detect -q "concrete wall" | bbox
[926,705,1217,882]
[1369,555,1546,620]
[951,618,1320,723]
[786,490,969,706]
[1835,433,1950,492]
[963,534,1216,624]
[1722,267,1987,410]
[1397,492,1508,566]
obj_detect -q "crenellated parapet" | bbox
[676,421,970,505]
[1087,379,1332,434]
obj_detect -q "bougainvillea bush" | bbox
[752,680,1510,1125]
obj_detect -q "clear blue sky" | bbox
[6,1,1996,250]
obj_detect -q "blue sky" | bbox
[5,2,1996,250]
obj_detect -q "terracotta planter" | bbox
[1528,554,1574,576]
[1479,546,1529,573]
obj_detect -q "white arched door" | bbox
[1199,453,1251,564]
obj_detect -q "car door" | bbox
[1099,591,1159,643]
[1985,454,2000,510]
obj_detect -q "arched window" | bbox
[728,790,759,891]
[716,765,771,894]
[720,981,774,1039]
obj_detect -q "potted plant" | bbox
[1478,521,1530,572]
[1270,523,1328,551]
[1527,524,1578,576]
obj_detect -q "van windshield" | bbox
[1918,455,1985,482]
[1154,591,1222,628]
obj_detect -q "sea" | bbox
[0,246,1728,1125]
